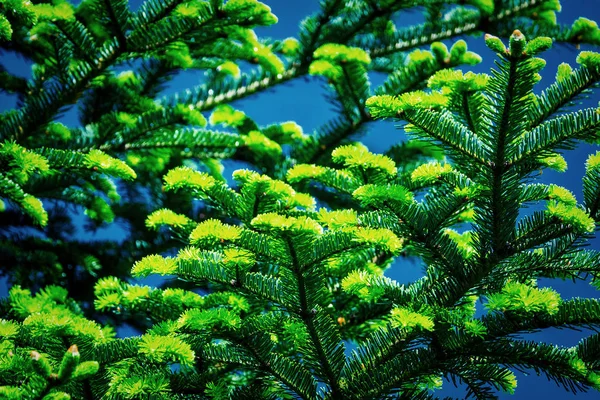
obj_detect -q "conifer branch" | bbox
[363,10,481,58]
[297,0,343,62]
[285,236,344,397]
[528,60,600,129]
[238,335,318,400]
[102,0,129,49]
[163,65,301,111]
[164,1,537,114]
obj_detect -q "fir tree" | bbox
[1,0,600,399]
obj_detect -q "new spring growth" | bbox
[309,44,370,82]
[570,17,600,45]
[216,61,241,79]
[30,350,52,378]
[21,195,48,227]
[58,344,80,381]
[132,254,178,278]
[484,33,507,54]
[281,37,300,56]
[485,31,553,58]
[146,208,192,230]
[73,361,100,381]
[486,281,561,316]
[509,30,527,57]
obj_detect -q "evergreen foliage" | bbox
[1,0,600,398]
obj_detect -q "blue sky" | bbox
[1,1,600,398]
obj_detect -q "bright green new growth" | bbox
[146,208,193,230]
[281,37,300,55]
[571,18,600,45]
[132,254,178,277]
[486,281,561,315]
[332,143,396,178]
[587,151,600,171]
[444,229,476,259]
[163,166,217,191]
[216,60,241,79]
[2,0,600,399]
[0,141,49,182]
[539,152,568,172]
[210,104,247,127]
[85,150,136,179]
[546,201,596,233]
[317,209,358,229]
[189,219,242,245]
[342,270,385,302]
[548,184,577,206]
[366,91,448,118]
[138,334,195,365]
[389,307,434,331]
[313,44,371,65]
[411,161,454,184]
[428,69,489,92]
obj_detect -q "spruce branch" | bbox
[163,0,553,115]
